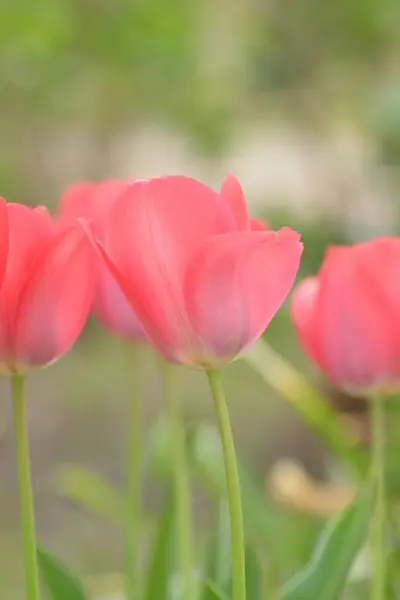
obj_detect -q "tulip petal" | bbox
[250,218,268,231]
[220,173,249,230]
[4,204,53,284]
[102,176,235,359]
[14,224,96,368]
[0,204,53,363]
[58,179,130,224]
[290,276,321,365]
[355,237,400,319]
[315,247,395,390]
[183,228,303,366]
[57,181,98,222]
[91,266,146,342]
[356,238,400,379]
[57,178,144,342]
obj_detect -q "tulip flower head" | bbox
[57,179,147,342]
[0,198,96,374]
[95,174,303,369]
[291,237,400,395]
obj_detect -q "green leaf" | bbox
[201,501,231,600]
[206,580,232,600]
[242,340,367,477]
[143,486,175,600]
[277,481,376,600]
[244,546,262,600]
[55,463,127,525]
[37,546,88,600]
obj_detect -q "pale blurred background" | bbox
[0,0,399,596]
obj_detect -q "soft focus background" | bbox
[1,0,400,597]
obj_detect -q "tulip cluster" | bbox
[4,174,303,600]
[58,174,302,368]
[3,171,398,600]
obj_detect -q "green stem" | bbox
[160,360,194,600]
[371,399,386,600]
[206,370,246,600]
[125,345,144,600]
[11,374,40,600]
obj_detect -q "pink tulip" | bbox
[57,180,147,342]
[291,238,400,394]
[95,174,303,368]
[0,199,95,373]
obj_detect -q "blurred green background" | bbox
[1,0,400,597]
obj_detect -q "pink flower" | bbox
[57,180,147,342]
[291,237,400,394]
[95,174,303,368]
[0,199,95,373]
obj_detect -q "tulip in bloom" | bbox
[95,174,303,368]
[0,198,96,373]
[58,179,147,342]
[291,238,400,394]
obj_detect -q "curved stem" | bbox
[206,369,246,600]
[160,360,194,600]
[125,345,144,600]
[371,399,386,600]
[11,374,40,600]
